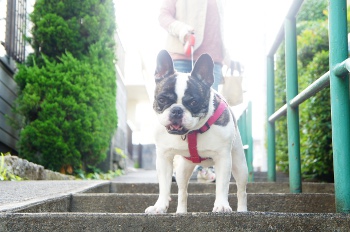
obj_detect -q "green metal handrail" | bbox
[268,70,330,123]
[237,101,253,182]
[266,0,350,213]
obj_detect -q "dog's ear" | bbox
[154,50,175,82]
[191,53,214,87]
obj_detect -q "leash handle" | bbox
[184,33,195,69]
[184,34,195,56]
[191,45,194,70]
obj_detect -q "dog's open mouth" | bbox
[166,124,188,135]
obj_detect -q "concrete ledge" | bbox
[4,155,74,180]
[1,212,349,232]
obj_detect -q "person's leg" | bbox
[174,61,222,90]
[212,63,223,91]
[173,60,192,73]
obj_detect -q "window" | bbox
[5,0,27,63]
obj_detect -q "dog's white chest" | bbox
[155,122,234,158]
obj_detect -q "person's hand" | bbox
[179,26,194,44]
[184,31,194,42]
[184,31,195,44]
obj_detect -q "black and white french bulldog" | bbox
[145,50,248,214]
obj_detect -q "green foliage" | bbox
[0,153,22,181]
[275,0,333,181]
[115,147,127,159]
[274,44,288,172]
[75,167,123,180]
[134,161,140,169]
[26,0,116,67]
[297,21,329,68]
[13,0,118,172]
[299,50,332,181]
[296,0,328,22]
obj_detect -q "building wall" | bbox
[0,57,19,154]
[98,33,129,172]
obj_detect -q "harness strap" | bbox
[186,131,204,163]
[185,99,227,163]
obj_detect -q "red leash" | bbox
[185,99,227,163]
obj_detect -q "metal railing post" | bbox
[238,111,247,152]
[285,16,302,193]
[247,101,254,182]
[237,107,253,182]
[328,0,350,213]
[267,56,276,182]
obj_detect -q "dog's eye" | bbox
[190,100,197,106]
[158,97,168,105]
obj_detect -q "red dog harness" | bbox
[184,99,228,163]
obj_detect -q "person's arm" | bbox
[158,0,194,44]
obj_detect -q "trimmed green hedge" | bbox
[12,0,117,172]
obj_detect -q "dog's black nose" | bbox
[170,107,183,118]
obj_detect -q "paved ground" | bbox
[0,180,108,212]
[0,169,158,212]
[113,168,158,183]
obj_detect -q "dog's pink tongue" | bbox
[172,124,181,130]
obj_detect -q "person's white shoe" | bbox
[197,167,216,183]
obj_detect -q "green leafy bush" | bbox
[12,0,118,172]
[274,0,333,181]
[26,0,116,67]
[75,166,123,180]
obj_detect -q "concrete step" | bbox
[13,192,335,214]
[1,181,347,232]
[5,182,336,214]
[1,211,350,232]
[112,182,334,194]
[250,171,290,182]
[189,171,290,182]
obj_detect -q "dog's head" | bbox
[153,50,214,135]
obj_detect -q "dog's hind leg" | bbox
[231,130,248,212]
[175,156,196,213]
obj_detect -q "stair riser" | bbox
[71,194,335,213]
[1,212,349,232]
[16,194,335,214]
[112,182,334,194]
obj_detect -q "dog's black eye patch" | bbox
[183,94,202,114]
[154,92,177,113]
[183,77,210,116]
[153,76,177,113]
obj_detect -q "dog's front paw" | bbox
[145,204,168,214]
[145,196,171,214]
[176,206,187,214]
[237,205,247,212]
[212,202,232,213]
